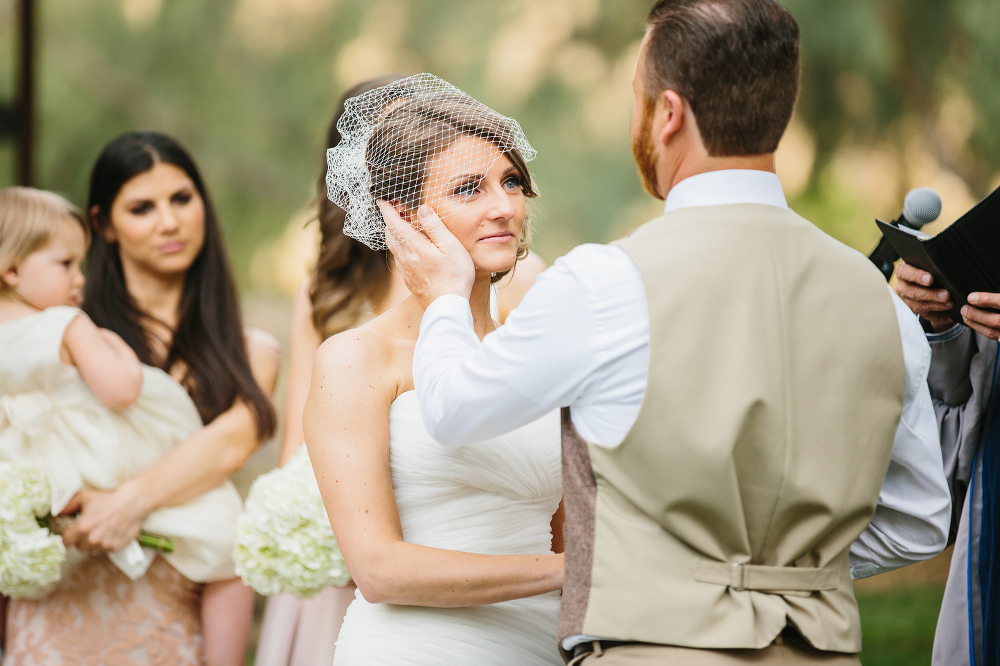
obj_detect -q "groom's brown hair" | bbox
[645,0,800,156]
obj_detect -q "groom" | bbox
[383,0,949,663]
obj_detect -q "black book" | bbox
[878,185,1000,321]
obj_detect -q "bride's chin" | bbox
[472,253,517,276]
[474,263,514,279]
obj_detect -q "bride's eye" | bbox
[502,175,523,191]
[453,181,479,198]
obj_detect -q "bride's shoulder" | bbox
[315,326,408,378]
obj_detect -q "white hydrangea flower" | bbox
[234,447,350,598]
[0,461,51,522]
[0,527,66,598]
[0,462,67,598]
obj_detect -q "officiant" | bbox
[382,0,951,663]
[896,263,1000,665]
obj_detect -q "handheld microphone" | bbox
[869,187,942,280]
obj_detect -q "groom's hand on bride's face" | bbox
[381,200,475,309]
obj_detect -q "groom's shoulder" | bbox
[549,243,643,295]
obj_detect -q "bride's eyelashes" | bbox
[451,175,484,199]
[503,173,524,192]
[449,171,525,199]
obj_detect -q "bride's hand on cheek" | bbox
[59,483,149,553]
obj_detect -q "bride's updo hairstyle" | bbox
[326,74,537,282]
[310,75,404,339]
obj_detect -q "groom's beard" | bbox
[631,101,663,201]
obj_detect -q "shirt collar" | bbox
[663,170,788,215]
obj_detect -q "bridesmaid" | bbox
[2,131,279,666]
[253,75,549,666]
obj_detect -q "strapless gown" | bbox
[332,391,563,665]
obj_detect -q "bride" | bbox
[303,75,564,665]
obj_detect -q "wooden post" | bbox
[16,0,35,186]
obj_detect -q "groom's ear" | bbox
[657,89,687,148]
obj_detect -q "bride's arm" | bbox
[304,333,563,608]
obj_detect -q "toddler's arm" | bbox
[61,314,143,410]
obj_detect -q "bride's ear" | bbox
[395,200,416,225]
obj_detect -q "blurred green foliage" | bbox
[857,586,944,665]
[1,0,999,283]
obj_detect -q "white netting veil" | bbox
[325,73,536,251]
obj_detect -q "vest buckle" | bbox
[731,561,746,592]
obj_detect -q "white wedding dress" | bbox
[332,391,563,665]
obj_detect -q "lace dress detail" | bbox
[332,391,563,665]
[3,556,203,666]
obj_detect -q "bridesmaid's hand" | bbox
[60,482,149,553]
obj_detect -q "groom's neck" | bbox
[658,152,776,199]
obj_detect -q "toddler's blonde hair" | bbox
[0,187,89,292]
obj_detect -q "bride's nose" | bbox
[485,188,516,221]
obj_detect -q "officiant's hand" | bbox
[895,263,955,332]
[896,263,1000,340]
[381,201,475,309]
[960,293,1000,341]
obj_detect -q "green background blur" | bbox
[3,2,996,663]
[3,0,1000,286]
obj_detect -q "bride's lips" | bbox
[478,231,515,244]
[158,241,187,254]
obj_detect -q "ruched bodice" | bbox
[333,391,563,665]
[389,391,561,555]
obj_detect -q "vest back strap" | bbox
[693,560,840,592]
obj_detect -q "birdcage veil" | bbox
[325,73,536,250]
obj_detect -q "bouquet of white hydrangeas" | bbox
[234,446,350,598]
[0,462,66,598]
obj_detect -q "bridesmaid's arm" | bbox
[62,333,280,553]
[278,281,323,466]
[305,333,563,608]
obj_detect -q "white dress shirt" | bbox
[413,170,951,648]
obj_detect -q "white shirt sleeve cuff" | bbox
[420,294,474,332]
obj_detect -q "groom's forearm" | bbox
[414,272,598,446]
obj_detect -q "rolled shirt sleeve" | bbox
[849,290,952,578]
[413,246,951,575]
[413,244,649,448]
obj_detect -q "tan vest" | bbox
[559,204,905,655]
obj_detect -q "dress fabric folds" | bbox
[332,391,563,665]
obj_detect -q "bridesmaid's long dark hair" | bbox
[83,131,276,439]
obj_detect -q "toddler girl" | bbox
[0,186,250,665]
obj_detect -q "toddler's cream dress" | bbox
[0,306,242,665]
